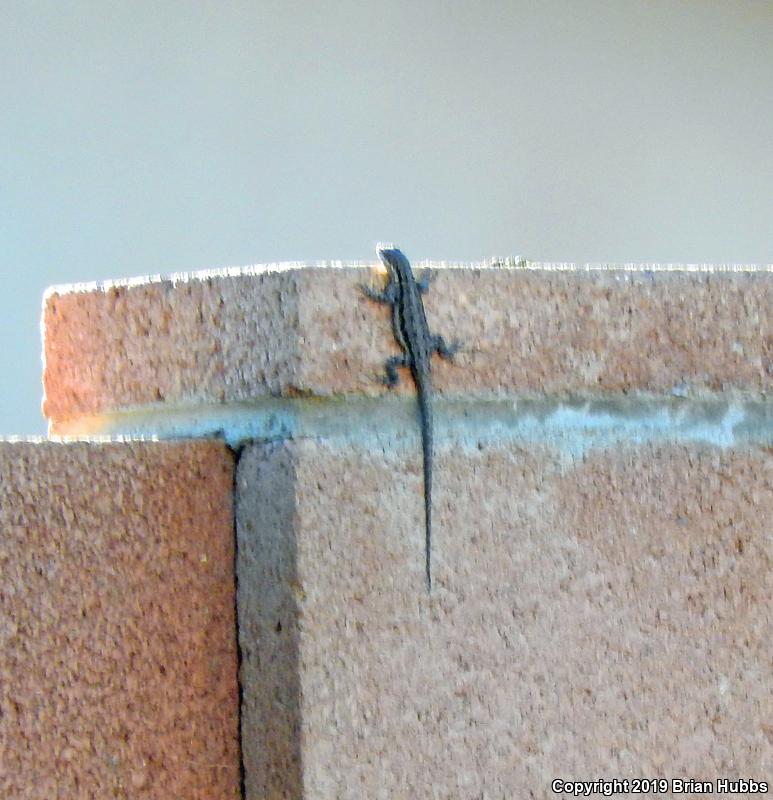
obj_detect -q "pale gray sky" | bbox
[2,1,772,434]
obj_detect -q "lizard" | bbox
[361,244,459,591]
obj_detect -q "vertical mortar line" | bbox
[232,438,304,798]
[229,443,247,800]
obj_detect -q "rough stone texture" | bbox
[44,264,772,427]
[0,441,240,799]
[237,438,772,799]
[36,259,773,796]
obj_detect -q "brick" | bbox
[43,264,772,429]
[0,440,239,799]
[236,438,772,798]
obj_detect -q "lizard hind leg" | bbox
[380,354,410,387]
[431,335,461,360]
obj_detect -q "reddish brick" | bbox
[237,439,772,798]
[0,441,240,799]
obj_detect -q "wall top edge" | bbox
[43,259,773,298]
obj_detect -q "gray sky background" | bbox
[2,1,772,435]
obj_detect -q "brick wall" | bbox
[2,261,770,797]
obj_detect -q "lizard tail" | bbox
[417,385,433,592]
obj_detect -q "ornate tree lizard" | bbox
[361,244,459,590]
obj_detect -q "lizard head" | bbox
[376,243,408,280]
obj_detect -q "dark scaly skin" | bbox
[361,246,459,590]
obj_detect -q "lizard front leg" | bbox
[416,270,435,294]
[359,282,398,305]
